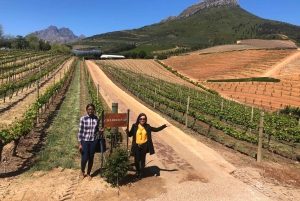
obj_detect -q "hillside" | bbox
[73,0,300,52]
[161,45,300,111]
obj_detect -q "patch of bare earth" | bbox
[163,49,300,111]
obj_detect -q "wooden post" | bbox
[36,80,40,123]
[221,99,224,112]
[126,109,130,151]
[36,80,39,99]
[179,90,182,105]
[97,84,99,100]
[185,96,190,127]
[111,103,118,155]
[257,112,264,162]
[251,104,254,122]
[154,88,156,109]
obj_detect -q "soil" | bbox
[1,59,300,200]
[163,49,300,111]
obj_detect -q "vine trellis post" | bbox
[97,84,100,100]
[154,88,156,109]
[257,112,264,163]
[221,99,224,112]
[36,80,40,123]
[185,96,190,127]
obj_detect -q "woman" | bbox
[126,113,171,179]
[78,103,104,181]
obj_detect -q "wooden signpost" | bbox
[104,113,128,127]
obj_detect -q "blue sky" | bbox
[0,0,299,37]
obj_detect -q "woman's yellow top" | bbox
[136,124,147,144]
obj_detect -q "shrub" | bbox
[102,148,130,187]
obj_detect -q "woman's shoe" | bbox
[135,171,142,180]
[135,171,140,178]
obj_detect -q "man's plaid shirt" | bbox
[78,114,99,142]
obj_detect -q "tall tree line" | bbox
[0,24,70,52]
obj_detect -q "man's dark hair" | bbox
[86,103,95,110]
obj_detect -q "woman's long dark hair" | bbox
[135,113,147,125]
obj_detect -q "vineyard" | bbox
[97,58,300,161]
[2,47,300,164]
[0,49,75,162]
[162,49,299,81]
[236,39,298,49]
[99,59,196,87]
[187,39,297,56]
[161,49,300,111]
[1,47,300,200]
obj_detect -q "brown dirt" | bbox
[162,49,298,81]
[1,59,300,200]
[164,49,300,111]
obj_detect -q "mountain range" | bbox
[34,26,85,44]
[35,0,300,51]
[72,0,300,53]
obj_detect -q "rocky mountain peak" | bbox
[34,26,85,44]
[160,0,240,23]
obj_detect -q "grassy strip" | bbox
[28,61,81,172]
[207,77,280,82]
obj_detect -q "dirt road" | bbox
[263,50,300,77]
[85,60,272,200]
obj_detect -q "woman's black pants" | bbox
[134,143,148,172]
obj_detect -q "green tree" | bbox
[25,33,40,50]
[39,39,51,51]
[0,24,3,39]
[50,43,71,53]
[0,34,15,48]
[138,50,147,59]
[11,35,28,49]
[131,52,138,59]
